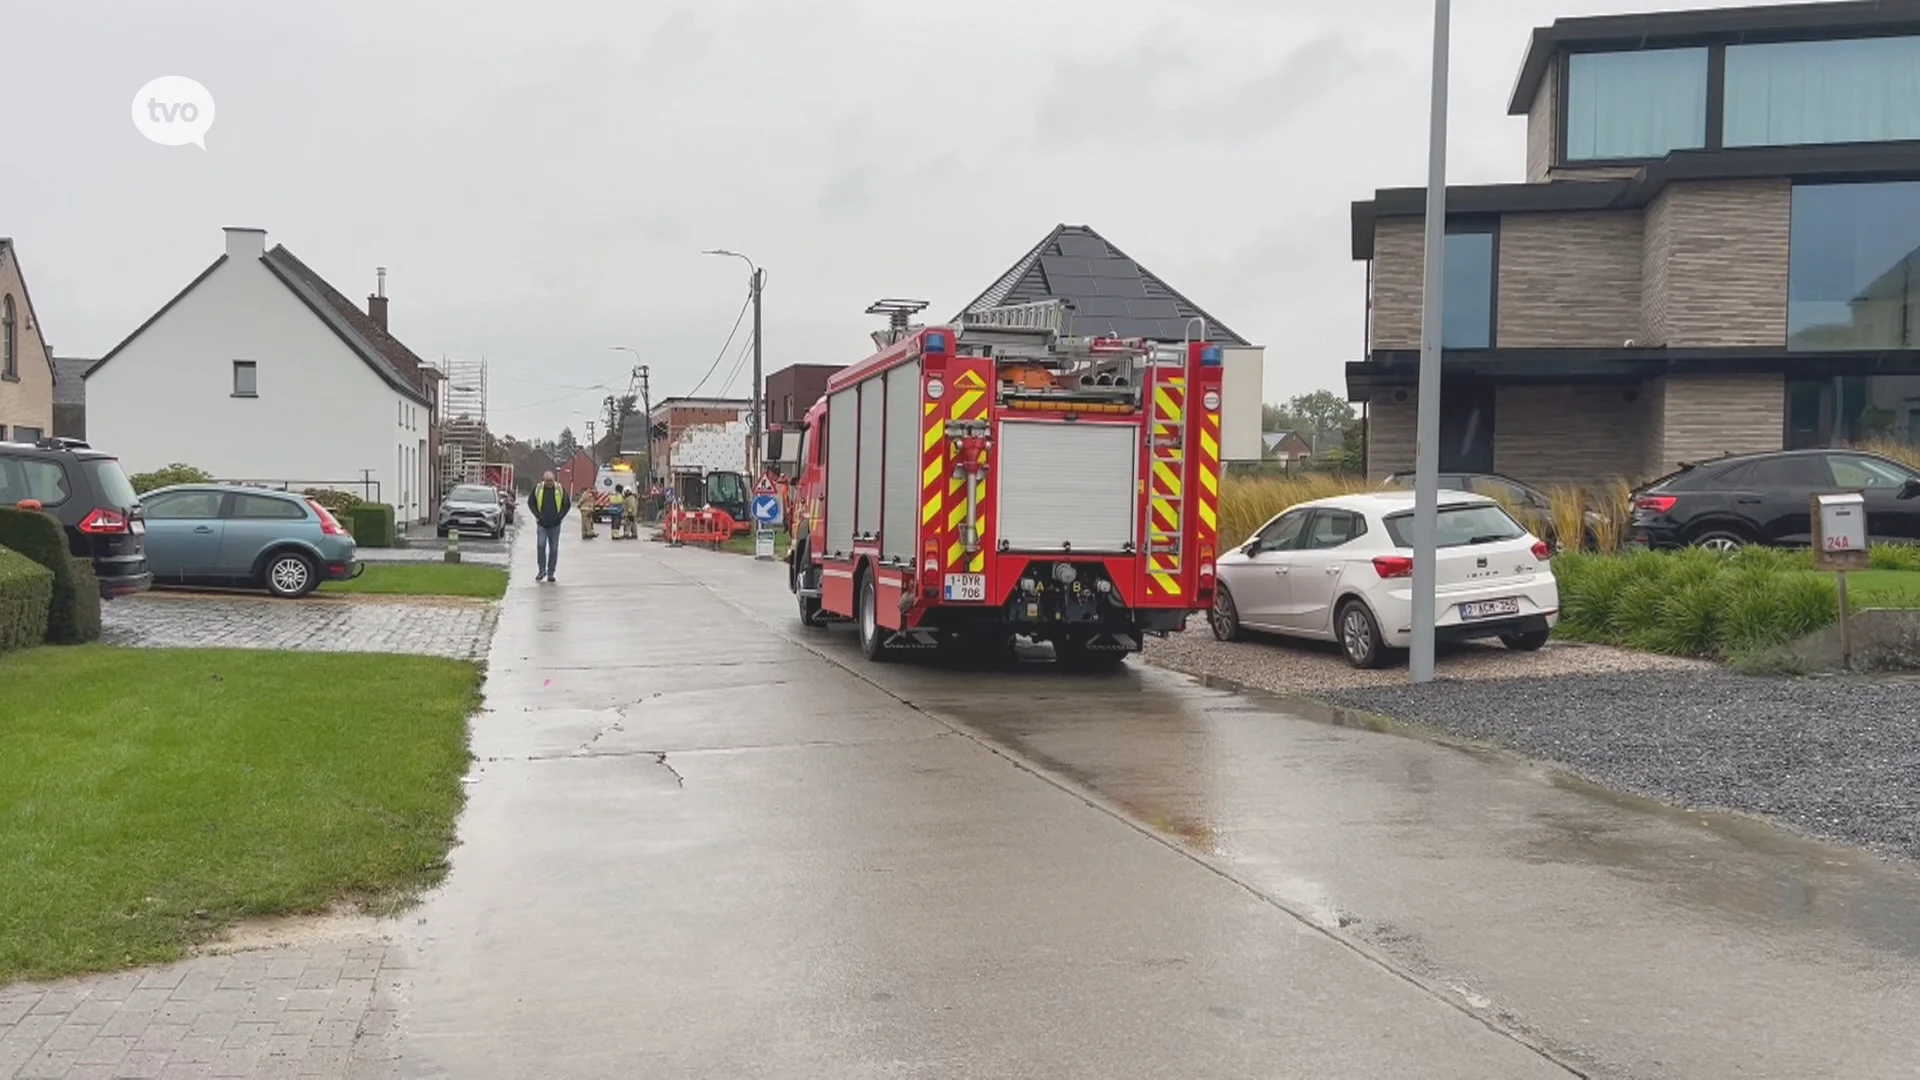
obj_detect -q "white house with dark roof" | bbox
[957,224,1266,463]
[85,227,441,521]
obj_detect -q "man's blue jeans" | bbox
[536,524,561,578]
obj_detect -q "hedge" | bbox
[0,507,101,645]
[348,503,396,547]
[0,546,54,653]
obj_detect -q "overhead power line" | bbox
[688,295,753,398]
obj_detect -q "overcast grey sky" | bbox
[5,0,1796,441]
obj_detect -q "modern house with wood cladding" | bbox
[1347,1,1920,487]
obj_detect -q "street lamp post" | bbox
[703,249,764,477]
[1410,0,1452,684]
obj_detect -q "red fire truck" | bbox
[785,299,1226,667]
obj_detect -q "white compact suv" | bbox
[1211,491,1560,668]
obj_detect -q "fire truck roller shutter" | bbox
[880,360,922,563]
[826,388,858,556]
[856,379,884,541]
[995,420,1139,553]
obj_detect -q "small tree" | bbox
[127,463,213,495]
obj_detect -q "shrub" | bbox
[1553,549,1840,659]
[127,463,213,495]
[347,503,397,547]
[0,546,54,653]
[0,508,97,645]
[303,488,364,515]
[59,559,102,644]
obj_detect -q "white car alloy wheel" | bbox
[1210,586,1242,642]
[1339,602,1385,669]
[267,554,314,598]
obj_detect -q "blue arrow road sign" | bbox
[751,494,783,524]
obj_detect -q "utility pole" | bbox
[703,249,764,476]
[636,364,652,484]
[1410,0,1452,684]
[750,267,764,478]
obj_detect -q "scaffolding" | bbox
[432,357,489,489]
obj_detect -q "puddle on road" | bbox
[917,662,1920,954]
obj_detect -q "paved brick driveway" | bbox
[102,595,496,661]
[0,938,403,1079]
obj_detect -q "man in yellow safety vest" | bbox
[527,471,571,582]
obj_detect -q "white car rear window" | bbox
[1383,504,1525,549]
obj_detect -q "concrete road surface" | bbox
[389,534,1920,1079]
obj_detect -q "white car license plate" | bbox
[943,573,986,602]
[1459,597,1520,621]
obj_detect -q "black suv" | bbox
[0,437,153,597]
[1631,448,1920,551]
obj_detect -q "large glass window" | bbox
[1726,36,1920,148]
[1786,375,1920,448]
[1442,230,1494,349]
[1565,48,1709,161]
[1788,182,1920,351]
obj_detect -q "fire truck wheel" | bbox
[798,589,827,628]
[1210,585,1245,642]
[857,573,890,662]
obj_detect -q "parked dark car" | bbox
[1381,470,1602,550]
[140,484,362,598]
[0,436,152,597]
[1630,449,1920,550]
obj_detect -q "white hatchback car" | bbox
[1211,491,1560,668]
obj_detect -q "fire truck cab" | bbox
[785,299,1226,667]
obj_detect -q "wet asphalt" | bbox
[387,531,1920,1079]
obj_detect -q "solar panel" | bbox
[1074,297,1132,317]
[1127,298,1180,319]
[1086,258,1137,279]
[1047,274,1098,298]
[1054,234,1109,258]
[1040,256,1092,279]
[1093,277,1148,299]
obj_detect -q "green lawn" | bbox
[320,562,507,599]
[719,532,791,559]
[1807,569,1920,609]
[0,647,479,982]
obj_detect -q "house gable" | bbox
[0,239,57,435]
[87,237,432,407]
[0,239,56,382]
[957,224,1254,347]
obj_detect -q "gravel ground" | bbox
[1144,621,1708,692]
[1321,671,1920,861]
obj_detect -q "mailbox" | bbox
[1811,492,1869,571]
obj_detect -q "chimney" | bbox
[223,227,266,260]
[367,266,388,330]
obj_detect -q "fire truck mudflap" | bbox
[787,299,1223,666]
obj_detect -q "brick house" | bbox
[763,364,842,428]
[0,239,55,443]
[1348,1,1920,488]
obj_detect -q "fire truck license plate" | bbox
[943,573,986,602]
